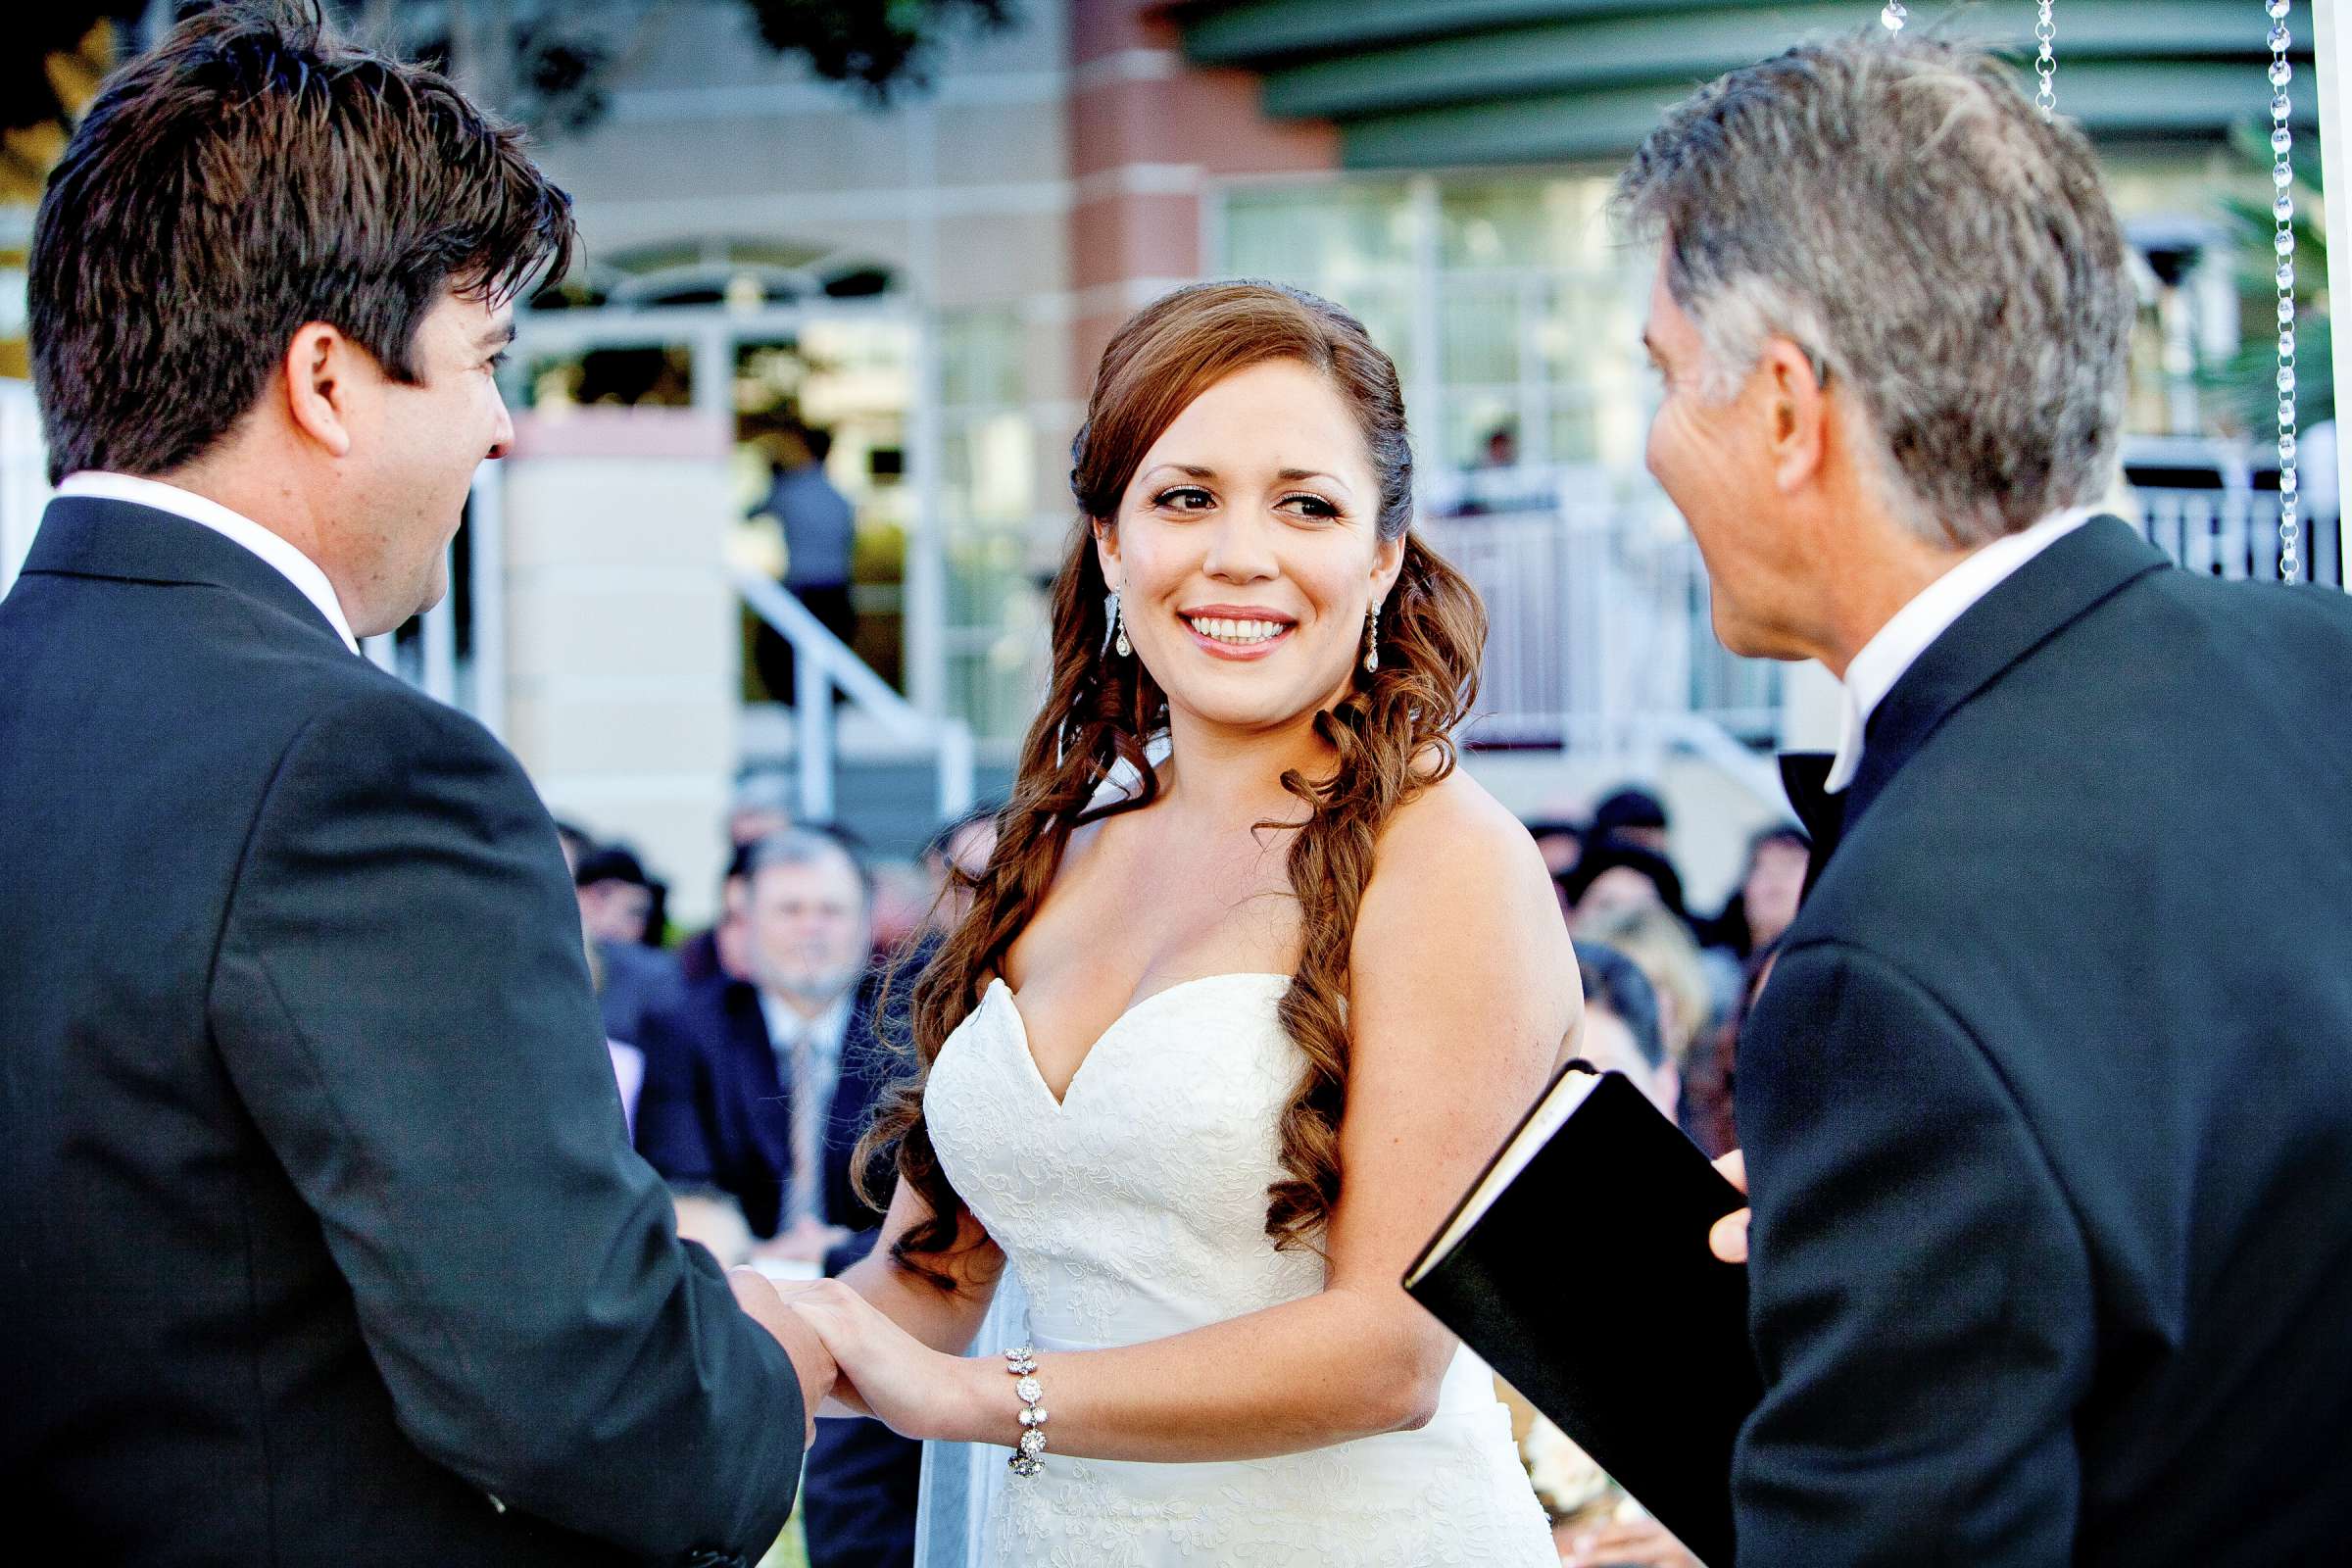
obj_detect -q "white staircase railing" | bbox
[733,569,975,825]
[1418,493,1785,760]
[2,380,50,599]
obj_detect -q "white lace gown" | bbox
[922,971,1557,1567]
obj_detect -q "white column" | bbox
[469,463,508,740]
[2316,0,2351,574]
[500,411,740,927]
[0,380,49,598]
[907,310,949,718]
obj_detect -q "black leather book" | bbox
[1404,1065,1759,1568]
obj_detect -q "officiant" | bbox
[1617,35,2352,1564]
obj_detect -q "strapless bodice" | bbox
[921,971,1555,1566]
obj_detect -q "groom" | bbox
[0,9,826,1564]
[1622,37,2352,1565]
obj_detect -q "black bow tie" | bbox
[1779,753,1845,906]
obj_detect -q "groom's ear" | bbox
[1759,336,1829,495]
[280,321,360,460]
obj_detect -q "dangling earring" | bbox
[1111,588,1133,659]
[1363,602,1381,674]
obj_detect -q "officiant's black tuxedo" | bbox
[1736,516,2352,1565]
[0,497,808,1566]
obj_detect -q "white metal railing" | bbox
[1418,495,1785,768]
[734,569,975,824]
[2126,490,2345,586]
[357,465,499,718]
[2,380,48,597]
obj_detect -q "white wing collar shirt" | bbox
[57,470,362,656]
[1825,505,2097,794]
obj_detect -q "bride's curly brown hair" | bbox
[859,280,1486,1288]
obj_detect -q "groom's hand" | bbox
[726,1266,837,1445]
[1710,1150,1750,1264]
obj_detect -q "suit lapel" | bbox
[723,981,793,1173]
[22,497,352,655]
[1840,516,2169,831]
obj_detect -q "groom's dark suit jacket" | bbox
[1736,517,2352,1565]
[0,498,808,1566]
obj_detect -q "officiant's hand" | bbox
[775,1278,989,1444]
[1709,1151,1749,1264]
[727,1266,836,1446]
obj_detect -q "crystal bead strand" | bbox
[1880,1,1906,32]
[2270,0,2301,582]
[2034,1,2058,121]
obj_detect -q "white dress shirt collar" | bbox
[56,470,361,655]
[759,988,854,1067]
[1827,506,2097,793]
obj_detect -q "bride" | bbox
[780,280,1578,1564]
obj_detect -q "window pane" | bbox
[1223,180,1414,281]
[1442,280,1520,385]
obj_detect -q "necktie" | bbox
[782,1023,824,1233]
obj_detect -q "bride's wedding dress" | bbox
[922,970,1556,1566]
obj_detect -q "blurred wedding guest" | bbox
[678,839,757,988]
[1697,823,1808,962]
[750,424,859,703]
[634,828,915,1568]
[574,844,658,946]
[916,803,1001,937]
[552,817,593,876]
[865,860,933,962]
[1572,943,1674,1115]
[1523,814,1586,878]
[597,931,683,1054]
[573,842,682,1045]
[1555,835,1689,929]
[1575,903,1709,1072]
[581,942,648,1136]
[728,768,795,849]
[1588,785,1671,858]
[1680,939,1781,1162]
[1511,948,1695,1568]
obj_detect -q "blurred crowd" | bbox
[1514,785,1809,1567]
[556,770,1796,1568]
[554,776,996,1568]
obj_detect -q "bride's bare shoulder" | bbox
[1376,768,1549,894]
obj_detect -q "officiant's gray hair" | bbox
[1615,35,2133,549]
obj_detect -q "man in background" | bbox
[750,423,859,701]
[635,829,918,1568]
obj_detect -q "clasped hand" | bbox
[769,1278,978,1443]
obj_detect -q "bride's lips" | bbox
[1178,606,1297,662]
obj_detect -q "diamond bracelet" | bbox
[1004,1346,1048,1477]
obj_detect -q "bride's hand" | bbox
[774,1279,988,1444]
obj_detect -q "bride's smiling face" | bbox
[1096,359,1402,735]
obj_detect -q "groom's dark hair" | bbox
[27,1,574,484]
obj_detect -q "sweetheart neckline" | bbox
[982,971,1290,1111]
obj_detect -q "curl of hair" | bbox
[858,282,1486,1286]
